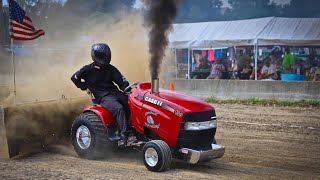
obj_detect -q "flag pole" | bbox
[9,0,17,105]
[11,37,17,105]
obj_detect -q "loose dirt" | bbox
[0,103,319,180]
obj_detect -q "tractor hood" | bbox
[135,82,214,114]
[156,89,214,112]
[142,90,214,114]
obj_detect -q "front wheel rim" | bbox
[76,125,91,149]
[145,147,158,167]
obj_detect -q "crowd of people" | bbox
[190,47,320,81]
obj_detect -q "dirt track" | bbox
[0,103,319,180]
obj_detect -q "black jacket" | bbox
[71,63,129,103]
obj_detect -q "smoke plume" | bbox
[141,0,177,79]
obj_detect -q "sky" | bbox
[2,0,68,6]
[221,0,292,7]
[271,0,292,5]
[3,0,292,6]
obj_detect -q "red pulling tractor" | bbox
[71,79,225,172]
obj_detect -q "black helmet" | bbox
[91,43,111,65]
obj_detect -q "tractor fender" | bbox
[83,106,115,128]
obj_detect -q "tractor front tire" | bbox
[142,140,172,172]
[71,112,109,159]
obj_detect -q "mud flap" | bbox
[0,106,9,159]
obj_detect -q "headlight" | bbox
[184,120,217,130]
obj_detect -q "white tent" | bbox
[169,17,320,48]
[191,17,272,48]
[258,17,320,46]
[169,17,320,79]
[169,22,210,48]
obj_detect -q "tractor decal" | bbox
[144,96,163,106]
[143,96,181,117]
[145,111,160,129]
[160,103,175,113]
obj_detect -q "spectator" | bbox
[295,59,306,75]
[309,50,317,67]
[309,63,320,81]
[273,56,282,80]
[233,48,251,79]
[222,57,232,79]
[192,57,211,79]
[314,66,320,81]
[207,58,225,79]
[250,62,263,80]
[240,61,253,80]
[282,47,294,74]
[261,59,277,80]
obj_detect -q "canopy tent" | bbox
[169,17,320,48]
[169,17,320,80]
[169,22,210,48]
[257,18,320,46]
[191,17,272,48]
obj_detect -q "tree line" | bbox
[1,0,320,44]
[9,0,320,23]
[176,0,320,22]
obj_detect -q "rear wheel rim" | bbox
[145,147,158,167]
[76,125,91,149]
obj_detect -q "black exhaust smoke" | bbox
[141,0,177,80]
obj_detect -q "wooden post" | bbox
[11,38,17,105]
[0,0,3,46]
[0,106,9,159]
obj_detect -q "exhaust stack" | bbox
[151,78,159,94]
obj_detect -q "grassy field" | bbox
[203,97,320,107]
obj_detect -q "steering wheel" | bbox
[123,82,140,94]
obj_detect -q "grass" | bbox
[203,97,320,107]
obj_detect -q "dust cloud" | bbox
[94,11,150,83]
[1,9,151,105]
[0,5,154,157]
[3,98,91,157]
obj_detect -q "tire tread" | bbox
[143,140,172,172]
[71,112,110,159]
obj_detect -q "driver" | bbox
[71,43,131,143]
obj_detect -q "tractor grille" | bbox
[177,110,216,150]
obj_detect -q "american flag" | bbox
[9,0,45,40]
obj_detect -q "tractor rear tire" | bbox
[142,140,172,172]
[71,112,109,159]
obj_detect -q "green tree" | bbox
[281,0,320,18]
[227,0,279,20]
[175,0,223,23]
